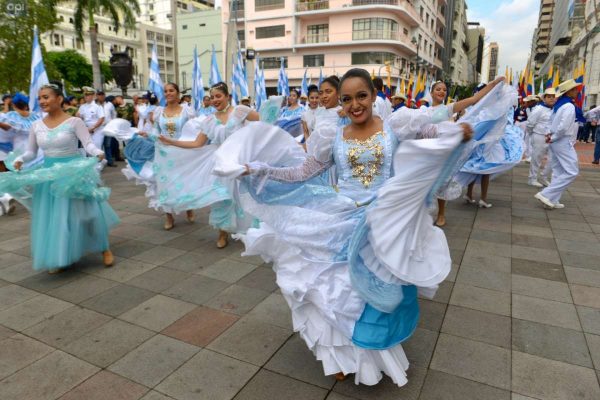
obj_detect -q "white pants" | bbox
[91,130,105,151]
[529,134,552,183]
[540,138,579,203]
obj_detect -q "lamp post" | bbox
[109,50,133,97]
[411,36,421,76]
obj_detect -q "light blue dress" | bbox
[0,117,119,271]
[276,106,305,137]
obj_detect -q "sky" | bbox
[467,0,540,73]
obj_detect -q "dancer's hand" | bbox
[97,153,105,162]
[337,109,347,118]
[138,131,148,138]
[494,76,506,84]
[459,123,473,142]
[13,160,23,171]
[158,136,173,145]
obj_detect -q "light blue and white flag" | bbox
[254,56,263,110]
[538,77,544,96]
[148,42,166,106]
[260,65,267,105]
[318,67,324,87]
[192,46,205,113]
[301,68,308,97]
[28,26,49,112]
[233,48,249,98]
[210,44,222,86]
[277,58,289,96]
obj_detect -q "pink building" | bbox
[221,0,446,93]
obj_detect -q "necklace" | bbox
[216,104,231,114]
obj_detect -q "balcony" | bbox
[352,0,398,5]
[302,33,330,43]
[296,0,329,12]
[353,30,399,41]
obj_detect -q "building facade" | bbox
[487,42,499,82]
[529,0,554,75]
[466,24,485,83]
[138,0,213,29]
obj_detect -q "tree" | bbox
[46,49,93,89]
[0,0,58,93]
[63,0,140,90]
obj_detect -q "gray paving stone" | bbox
[553,229,599,243]
[0,261,40,283]
[0,295,73,331]
[403,328,438,368]
[549,219,592,232]
[160,251,214,273]
[442,305,511,348]
[585,333,600,370]
[560,251,600,270]
[511,258,567,282]
[333,367,427,400]
[578,306,600,335]
[197,258,258,283]
[512,319,592,368]
[419,370,510,400]
[162,274,229,305]
[556,238,600,257]
[465,240,512,258]
[512,233,557,250]
[17,269,84,293]
[125,266,192,293]
[247,293,293,330]
[265,334,336,389]
[119,294,196,332]
[236,265,278,292]
[108,334,199,387]
[511,245,562,265]
[326,393,357,400]
[571,284,600,309]
[517,290,579,329]
[205,284,270,315]
[0,252,29,269]
[0,333,54,380]
[131,245,187,265]
[63,319,154,368]
[0,284,38,312]
[80,284,155,317]
[47,274,119,304]
[565,266,600,288]
[511,275,572,303]
[110,240,155,259]
[449,283,510,316]
[456,266,511,292]
[207,316,291,366]
[156,349,258,400]
[423,280,453,304]
[233,369,328,400]
[461,253,511,273]
[512,224,554,238]
[88,258,157,282]
[140,391,177,400]
[512,351,600,400]
[431,333,510,390]
[136,229,183,245]
[471,229,512,244]
[418,299,447,332]
[24,306,111,349]
[0,350,99,400]
[0,235,30,252]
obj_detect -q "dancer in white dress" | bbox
[526,88,556,187]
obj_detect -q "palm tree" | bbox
[66,0,140,90]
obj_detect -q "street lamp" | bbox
[109,50,133,97]
[411,36,421,75]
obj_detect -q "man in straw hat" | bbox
[391,93,407,112]
[534,79,582,209]
[526,88,557,187]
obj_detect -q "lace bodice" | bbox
[153,106,196,140]
[18,117,103,162]
[200,105,252,145]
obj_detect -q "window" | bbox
[351,52,395,65]
[98,42,104,54]
[156,33,164,42]
[262,56,288,69]
[304,54,325,67]
[353,18,398,40]
[403,28,409,35]
[52,34,63,46]
[59,15,64,22]
[69,17,73,23]
[420,6,424,18]
[238,30,246,48]
[306,24,328,43]
[256,25,285,39]
[147,31,154,40]
[182,25,188,30]
[255,0,285,11]
[149,3,154,10]
[76,38,85,50]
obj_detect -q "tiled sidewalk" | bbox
[0,163,600,399]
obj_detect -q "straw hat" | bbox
[392,93,407,101]
[556,79,582,96]
[542,88,556,97]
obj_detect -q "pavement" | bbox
[1,161,600,400]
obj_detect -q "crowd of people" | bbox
[0,69,588,387]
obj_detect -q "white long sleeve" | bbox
[526,107,541,135]
[550,103,576,142]
[386,107,441,140]
[73,117,104,156]
[16,126,39,162]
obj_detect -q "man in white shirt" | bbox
[526,88,556,187]
[535,79,582,209]
[372,77,392,121]
[96,90,117,167]
[76,88,105,150]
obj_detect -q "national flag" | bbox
[233,47,249,98]
[254,56,262,110]
[230,53,238,106]
[191,46,205,113]
[318,67,324,86]
[553,69,560,90]
[575,63,585,108]
[277,58,289,96]
[545,65,554,89]
[301,68,308,97]
[526,70,534,96]
[210,44,222,86]
[399,76,405,96]
[407,73,414,102]
[148,41,166,107]
[28,26,49,112]
[538,78,544,96]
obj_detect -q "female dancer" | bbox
[214,69,478,386]
[1,83,117,272]
[159,82,259,248]
[301,85,320,142]
[430,77,506,227]
[136,91,159,133]
[276,89,305,138]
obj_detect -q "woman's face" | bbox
[38,88,62,113]
[308,91,319,109]
[210,89,229,111]
[340,77,375,125]
[432,83,447,105]
[164,84,179,104]
[319,82,339,109]
[288,91,299,106]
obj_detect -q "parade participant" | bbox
[213,68,475,386]
[301,85,320,142]
[391,94,406,112]
[76,87,105,150]
[535,79,582,209]
[63,96,78,116]
[526,88,556,187]
[180,94,192,106]
[430,77,507,226]
[136,91,159,133]
[2,94,13,112]
[372,77,392,120]
[115,95,135,127]
[197,95,216,116]
[276,89,304,138]
[1,82,117,272]
[241,96,252,108]
[97,90,117,167]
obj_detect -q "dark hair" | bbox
[290,88,300,97]
[307,84,319,95]
[180,94,191,103]
[372,77,384,91]
[165,82,180,93]
[320,75,340,91]
[40,80,64,98]
[341,68,376,93]
[210,82,229,96]
[431,81,446,91]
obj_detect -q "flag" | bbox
[526,70,534,96]
[28,26,49,112]
[575,63,585,108]
[411,72,418,105]
[505,66,509,81]
[415,72,426,102]
[318,67,324,86]
[191,46,205,113]
[210,44,222,86]
[509,68,513,85]
[301,68,308,97]
[545,65,554,89]
[233,47,249,97]
[512,71,519,90]
[400,76,405,96]
[553,69,560,90]
[254,56,262,110]
[148,42,166,107]
[407,73,414,101]
[259,65,267,104]
[538,77,544,96]
[277,58,289,96]
[230,53,238,106]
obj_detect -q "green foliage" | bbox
[100,61,113,83]
[0,0,58,93]
[69,0,140,40]
[46,50,92,89]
